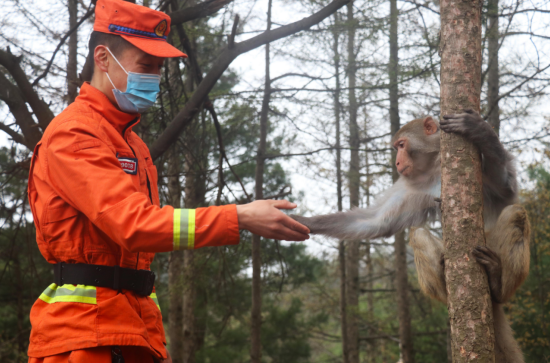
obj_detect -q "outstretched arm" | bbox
[292,179,439,240]
[237,200,310,241]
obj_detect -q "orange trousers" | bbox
[29,346,156,363]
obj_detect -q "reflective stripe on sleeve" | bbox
[39,283,97,304]
[173,209,196,250]
[150,292,161,310]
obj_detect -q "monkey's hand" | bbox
[472,246,504,303]
[290,215,318,233]
[440,109,484,137]
[289,213,370,239]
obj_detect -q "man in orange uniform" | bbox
[27,1,310,362]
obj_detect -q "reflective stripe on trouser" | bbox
[150,292,160,310]
[39,284,160,310]
[39,283,97,304]
[173,209,196,250]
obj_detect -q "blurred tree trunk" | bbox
[447,319,452,363]
[179,8,205,361]
[332,12,349,363]
[14,252,25,356]
[440,0,496,360]
[251,1,272,362]
[67,0,79,103]
[388,0,414,361]
[182,123,208,363]
[364,153,374,363]
[346,2,360,363]
[168,147,184,363]
[487,0,500,136]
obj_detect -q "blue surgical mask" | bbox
[105,47,161,114]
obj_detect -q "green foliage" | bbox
[508,166,550,363]
[0,147,52,363]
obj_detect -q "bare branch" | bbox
[31,2,95,87]
[0,48,54,130]
[0,71,42,148]
[168,0,233,25]
[228,15,240,48]
[171,8,251,201]
[150,0,352,160]
[502,31,550,41]
[0,122,26,147]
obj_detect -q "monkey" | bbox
[292,110,530,363]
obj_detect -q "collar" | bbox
[76,83,140,136]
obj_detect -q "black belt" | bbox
[53,262,156,296]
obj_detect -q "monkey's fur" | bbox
[293,111,530,362]
[411,205,530,362]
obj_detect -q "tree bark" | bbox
[67,0,79,104]
[332,12,349,363]
[388,0,414,360]
[168,148,184,363]
[394,231,414,362]
[346,2,359,363]
[181,130,207,363]
[365,143,374,362]
[182,249,196,363]
[486,0,500,136]
[440,0,496,360]
[251,2,272,361]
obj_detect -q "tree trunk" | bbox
[447,318,452,363]
[440,0,496,360]
[394,231,414,363]
[389,0,414,360]
[181,133,207,363]
[346,2,360,362]
[251,1,272,361]
[67,0,79,103]
[365,146,374,362]
[486,0,500,136]
[182,249,196,363]
[332,12,349,363]
[168,149,184,363]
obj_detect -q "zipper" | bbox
[123,118,151,270]
[122,118,153,204]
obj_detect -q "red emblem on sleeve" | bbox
[118,157,138,175]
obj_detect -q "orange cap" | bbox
[93,0,187,58]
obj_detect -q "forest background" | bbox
[0,0,549,362]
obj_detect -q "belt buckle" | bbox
[136,270,156,296]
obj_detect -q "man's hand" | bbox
[237,200,310,241]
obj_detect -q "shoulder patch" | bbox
[118,156,138,175]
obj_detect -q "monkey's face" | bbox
[394,137,414,177]
[393,116,440,179]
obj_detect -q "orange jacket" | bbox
[27,83,240,359]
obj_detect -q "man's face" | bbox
[104,45,165,92]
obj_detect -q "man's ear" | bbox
[93,45,110,73]
[423,116,438,136]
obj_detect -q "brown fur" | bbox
[410,205,530,363]
[292,112,529,361]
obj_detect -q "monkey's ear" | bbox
[423,116,438,136]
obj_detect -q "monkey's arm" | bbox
[440,110,517,201]
[291,179,439,240]
[409,228,447,303]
